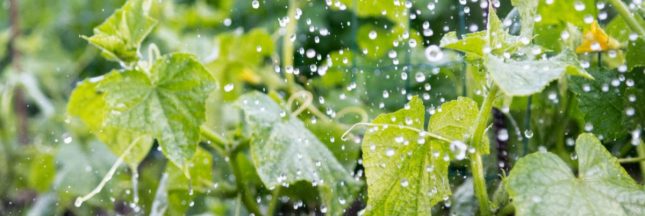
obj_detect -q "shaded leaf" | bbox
[236,92,360,215]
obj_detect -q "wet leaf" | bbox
[236,92,360,215]
[361,96,482,215]
[70,53,215,170]
[83,0,157,63]
[486,50,591,96]
[507,133,645,216]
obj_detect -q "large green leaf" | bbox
[68,80,153,168]
[361,96,482,215]
[83,0,157,63]
[570,70,644,140]
[486,50,590,96]
[506,133,645,216]
[71,53,215,169]
[236,92,359,215]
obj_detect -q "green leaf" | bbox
[506,133,645,216]
[570,70,643,140]
[440,31,487,58]
[537,0,596,27]
[511,0,539,37]
[486,50,591,96]
[430,97,488,154]
[83,0,157,63]
[334,0,407,25]
[236,92,360,215]
[626,37,645,70]
[440,7,522,59]
[164,147,213,215]
[68,80,153,168]
[361,96,482,215]
[71,53,215,169]
[28,150,55,192]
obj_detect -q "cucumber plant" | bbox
[1,0,644,215]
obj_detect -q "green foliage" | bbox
[83,0,157,63]
[361,96,485,215]
[3,0,645,215]
[507,133,645,215]
[236,92,360,215]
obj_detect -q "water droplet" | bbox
[224,83,234,92]
[414,72,426,82]
[385,148,395,157]
[251,0,260,9]
[574,1,586,11]
[400,178,409,187]
[497,129,509,141]
[425,45,443,62]
[524,129,534,139]
[368,30,378,40]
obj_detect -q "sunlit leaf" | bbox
[71,53,215,170]
[83,0,157,63]
[68,80,153,168]
[361,96,482,215]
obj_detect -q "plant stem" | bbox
[618,156,645,163]
[283,0,298,94]
[200,125,228,152]
[470,85,498,216]
[636,139,645,180]
[267,186,281,216]
[608,0,645,36]
[230,152,263,216]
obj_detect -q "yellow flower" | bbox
[576,21,621,53]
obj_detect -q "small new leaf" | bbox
[507,133,645,216]
[84,0,157,63]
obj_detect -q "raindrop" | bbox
[584,123,594,132]
[251,0,260,9]
[425,45,443,62]
[415,72,426,82]
[497,129,509,141]
[574,1,586,11]
[400,178,409,187]
[524,130,534,139]
[385,148,395,157]
[224,83,235,92]
[306,49,316,58]
[368,30,378,40]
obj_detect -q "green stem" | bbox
[230,152,263,216]
[636,139,645,180]
[283,0,298,94]
[608,0,645,36]
[267,186,282,216]
[470,85,498,216]
[618,156,645,164]
[200,125,229,157]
